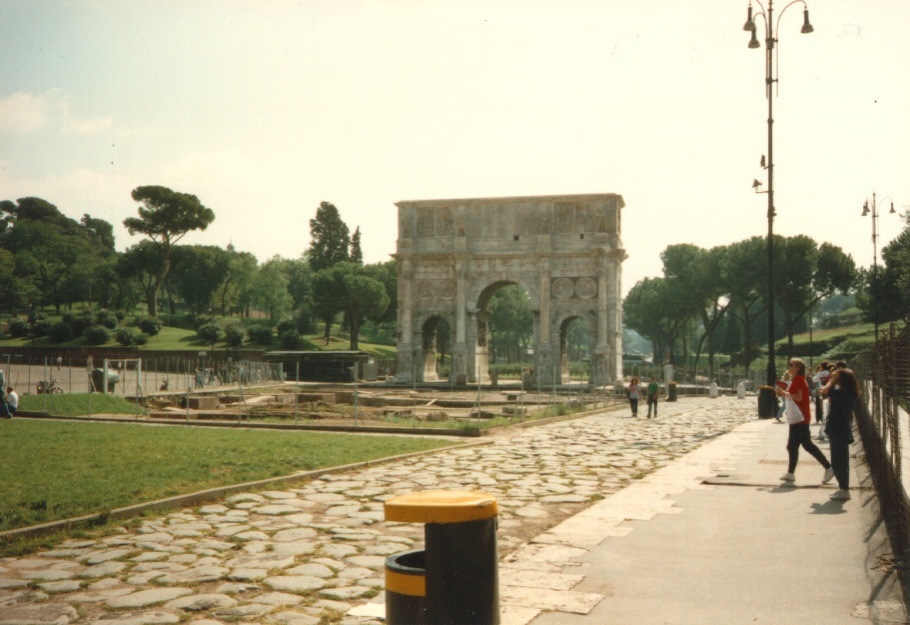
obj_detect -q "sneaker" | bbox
[830,490,851,501]
[822,467,835,484]
[780,472,795,482]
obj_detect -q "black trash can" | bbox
[386,549,427,625]
[385,490,499,625]
[667,381,678,402]
[758,385,776,418]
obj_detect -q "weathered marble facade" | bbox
[394,194,626,385]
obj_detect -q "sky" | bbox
[1,0,909,298]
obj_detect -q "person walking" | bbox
[776,358,834,484]
[627,377,641,417]
[646,376,660,419]
[820,368,860,501]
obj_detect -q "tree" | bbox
[723,237,769,376]
[623,277,694,366]
[858,213,910,325]
[220,246,258,317]
[123,185,215,316]
[308,201,350,272]
[249,257,292,321]
[169,246,231,315]
[312,262,390,348]
[488,285,534,363]
[350,227,363,264]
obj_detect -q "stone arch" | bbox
[394,194,626,385]
[556,312,596,384]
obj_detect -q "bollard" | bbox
[709,382,719,398]
[385,490,499,625]
[737,381,746,399]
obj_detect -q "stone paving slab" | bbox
[0,397,768,624]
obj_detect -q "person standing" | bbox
[646,376,660,418]
[627,377,641,417]
[5,387,18,417]
[821,368,860,501]
[775,358,833,484]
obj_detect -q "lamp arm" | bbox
[775,0,809,33]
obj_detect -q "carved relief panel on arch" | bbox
[551,277,597,300]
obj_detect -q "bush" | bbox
[279,329,301,349]
[197,321,222,345]
[84,325,111,345]
[276,319,296,335]
[194,315,214,331]
[224,323,244,348]
[115,327,149,346]
[96,310,118,328]
[247,324,274,345]
[8,319,28,338]
[71,313,95,337]
[31,319,51,337]
[136,315,163,336]
[48,322,74,344]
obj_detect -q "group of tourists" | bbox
[774,357,859,501]
[626,376,661,418]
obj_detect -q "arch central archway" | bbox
[394,194,626,386]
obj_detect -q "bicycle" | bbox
[37,377,64,394]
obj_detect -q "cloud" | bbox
[0,90,111,135]
[0,92,50,133]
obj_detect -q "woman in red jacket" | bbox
[775,358,834,484]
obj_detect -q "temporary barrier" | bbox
[384,490,499,625]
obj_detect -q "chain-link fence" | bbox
[851,321,910,568]
[2,354,283,399]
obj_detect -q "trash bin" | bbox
[667,381,678,402]
[385,549,427,625]
[385,490,499,625]
[758,385,776,418]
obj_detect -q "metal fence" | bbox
[851,321,910,567]
[2,355,283,398]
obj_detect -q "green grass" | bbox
[19,393,147,417]
[0,419,456,535]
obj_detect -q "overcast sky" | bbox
[2,0,908,297]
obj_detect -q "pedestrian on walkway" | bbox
[646,376,660,418]
[627,377,641,417]
[775,358,833,484]
[820,368,859,501]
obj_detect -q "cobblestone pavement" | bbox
[0,396,756,625]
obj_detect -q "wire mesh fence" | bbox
[851,321,910,567]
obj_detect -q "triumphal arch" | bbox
[394,193,626,386]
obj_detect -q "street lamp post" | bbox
[743,0,813,416]
[861,192,896,343]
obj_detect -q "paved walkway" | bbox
[1,397,905,624]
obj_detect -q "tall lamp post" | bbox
[862,192,896,343]
[743,0,814,417]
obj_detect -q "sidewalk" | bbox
[505,417,907,625]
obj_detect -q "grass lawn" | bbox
[0,419,456,534]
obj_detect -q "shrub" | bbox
[115,327,148,346]
[197,321,222,345]
[96,310,118,329]
[224,323,244,348]
[194,315,214,331]
[31,319,51,337]
[84,325,111,345]
[247,324,274,345]
[136,315,163,336]
[71,313,95,336]
[279,329,301,349]
[276,319,296,335]
[48,322,74,344]
[8,319,28,338]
